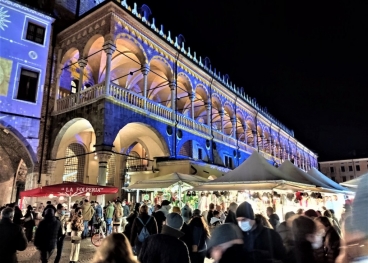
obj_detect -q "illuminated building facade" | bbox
[0,0,54,205]
[0,0,318,204]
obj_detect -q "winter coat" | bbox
[0,218,28,263]
[225,210,238,225]
[276,221,293,252]
[105,204,115,219]
[41,204,56,217]
[122,204,130,217]
[207,210,214,225]
[180,222,193,252]
[189,218,207,253]
[81,202,94,221]
[152,210,166,233]
[139,225,190,263]
[268,213,280,229]
[241,222,286,262]
[285,240,316,263]
[124,211,139,241]
[94,204,103,218]
[13,209,23,225]
[34,215,62,250]
[219,244,273,263]
[181,205,192,223]
[314,227,341,263]
[130,214,158,246]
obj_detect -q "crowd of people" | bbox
[1,175,368,263]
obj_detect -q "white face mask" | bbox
[238,220,252,232]
[311,234,323,249]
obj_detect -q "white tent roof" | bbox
[279,160,331,188]
[127,172,209,190]
[307,167,347,191]
[340,176,362,189]
[212,151,293,183]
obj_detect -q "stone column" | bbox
[206,99,211,126]
[76,59,87,103]
[253,130,257,148]
[190,93,195,120]
[142,64,150,110]
[46,160,57,184]
[103,41,116,95]
[169,81,176,121]
[53,64,63,111]
[96,151,112,206]
[231,117,237,138]
[220,111,224,133]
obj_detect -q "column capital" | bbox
[97,151,112,163]
[78,58,88,68]
[169,81,176,90]
[219,111,225,117]
[141,64,150,75]
[231,116,237,123]
[103,40,116,55]
[189,92,196,100]
[205,102,211,110]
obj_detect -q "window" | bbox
[63,143,85,182]
[17,69,39,102]
[26,22,45,44]
[198,148,203,160]
[331,176,336,182]
[342,176,347,182]
[349,166,353,171]
[350,176,354,180]
[341,166,345,172]
[224,156,233,168]
[330,167,334,173]
[356,165,360,171]
[71,80,79,94]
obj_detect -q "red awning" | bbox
[20,182,118,198]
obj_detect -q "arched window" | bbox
[71,79,79,94]
[63,143,85,182]
[106,153,115,186]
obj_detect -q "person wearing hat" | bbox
[236,201,285,262]
[139,212,190,263]
[152,200,171,233]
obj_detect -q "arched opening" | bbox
[59,48,80,97]
[223,102,234,136]
[176,73,193,116]
[246,119,256,146]
[211,94,222,132]
[193,84,209,123]
[63,143,86,182]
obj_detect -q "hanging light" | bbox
[59,196,64,201]
[85,192,91,197]
[94,153,98,160]
[48,194,54,198]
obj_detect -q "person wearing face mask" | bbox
[285,215,322,263]
[236,201,286,262]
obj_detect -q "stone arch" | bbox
[59,48,81,95]
[114,33,148,65]
[211,93,223,131]
[245,117,256,146]
[235,110,246,141]
[83,34,105,58]
[82,34,105,86]
[193,84,209,121]
[114,123,170,161]
[147,56,174,105]
[62,142,87,182]
[177,72,193,115]
[223,101,234,136]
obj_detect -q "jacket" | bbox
[122,204,130,217]
[219,244,273,263]
[152,210,166,233]
[276,221,293,252]
[95,204,103,218]
[41,204,56,217]
[268,213,280,229]
[34,214,62,250]
[181,205,192,223]
[225,210,238,225]
[242,222,286,262]
[81,202,94,221]
[0,218,28,263]
[105,204,115,219]
[139,225,190,263]
[130,214,158,246]
[124,211,138,242]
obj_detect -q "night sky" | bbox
[133,0,368,161]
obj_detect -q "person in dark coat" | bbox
[130,204,158,255]
[34,208,62,263]
[285,215,321,263]
[42,201,56,217]
[152,200,171,233]
[236,201,286,262]
[24,205,36,242]
[189,209,210,263]
[0,207,28,263]
[276,211,295,252]
[207,203,215,225]
[139,213,190,263]
[123,203,141,242]
[267,207,280,229]
[13,205,24,225]
[315,216,341,263]
[225,202,238,225]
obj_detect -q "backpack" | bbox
[137,217,152,243]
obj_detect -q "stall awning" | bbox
[127,172,209,190]
[20,182,119,198]
[340,176,362,189]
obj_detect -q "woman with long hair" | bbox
[130,204,158,255]
[92,233,139,263]
[255,213,273,229]
[189,209,211,263]
[69,211,84,263]
[123,203,141,243]
[113,201,123,233]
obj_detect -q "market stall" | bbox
[127,172,210,206]
[19,182,119,209]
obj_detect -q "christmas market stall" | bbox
[127,172,210,206]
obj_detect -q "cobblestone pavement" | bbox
[17,236,213,263]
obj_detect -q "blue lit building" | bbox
[0,0,54,204]
[37,0,318,200]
